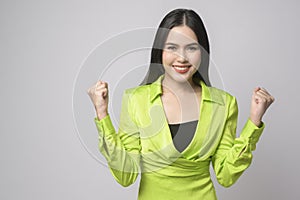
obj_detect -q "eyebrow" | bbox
[165,42,199,46]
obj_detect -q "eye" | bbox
[165,45,177,51]
[186,45,200,52]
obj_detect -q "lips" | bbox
[172,65,191,74]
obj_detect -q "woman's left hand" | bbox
[250,87,275,127]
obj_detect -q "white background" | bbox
[1,0,299,199]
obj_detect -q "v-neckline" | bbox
[158,90,204,156]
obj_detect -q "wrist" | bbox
[97,112,108,120]
[250,116,262,127]
[95,108,108,120]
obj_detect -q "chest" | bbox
[160,92,201,124]
[132,94,227,161]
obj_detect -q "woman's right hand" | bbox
[87,81,109,120]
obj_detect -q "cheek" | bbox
[162,51,176,64]
[188,52,201,66]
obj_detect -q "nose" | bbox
[176,49,188,63]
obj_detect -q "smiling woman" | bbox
[87,8,275,200]
[162,26,201,83]
[142,8,210,87]
[161,25,203,125]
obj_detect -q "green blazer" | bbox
[95,75,264,200]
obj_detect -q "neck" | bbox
[162,75,199,95]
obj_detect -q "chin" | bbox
[163,64,198,83]
[172,67,196,82]
[168,72,195,84]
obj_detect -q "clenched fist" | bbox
[250,87,275,127]
[87,81,109,120]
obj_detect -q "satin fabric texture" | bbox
[95,75,265,200]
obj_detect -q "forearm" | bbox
[213,119,265,187]
[95,115,140,186]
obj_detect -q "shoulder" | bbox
[209,86,235,99]
[123,84,152,101]
[124,84,151,95]
[203,84,236,106]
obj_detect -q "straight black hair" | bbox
[140,8,211,86]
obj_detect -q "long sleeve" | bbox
[212,96,265,187]
[94,90,141,187]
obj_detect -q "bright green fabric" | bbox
[94,75,265,200]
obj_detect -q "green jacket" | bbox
[95,75,264,200]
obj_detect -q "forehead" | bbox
[165,26,198,44]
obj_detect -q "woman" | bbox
[87,8,274,200]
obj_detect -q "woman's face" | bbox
[162,25,201,84]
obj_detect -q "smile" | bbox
[172,65,191,74]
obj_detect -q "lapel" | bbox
[148,75,226,160]
[150,75,225,105]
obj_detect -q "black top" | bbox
[168,120,198,153]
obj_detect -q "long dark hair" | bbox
[140,8,211,86]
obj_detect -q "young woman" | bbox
[87,8,274,200]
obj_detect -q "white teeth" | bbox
[173,65,189,70]
[174,67,187,70]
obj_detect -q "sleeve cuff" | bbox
[240,119,265,151]
[94,114,116,136]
